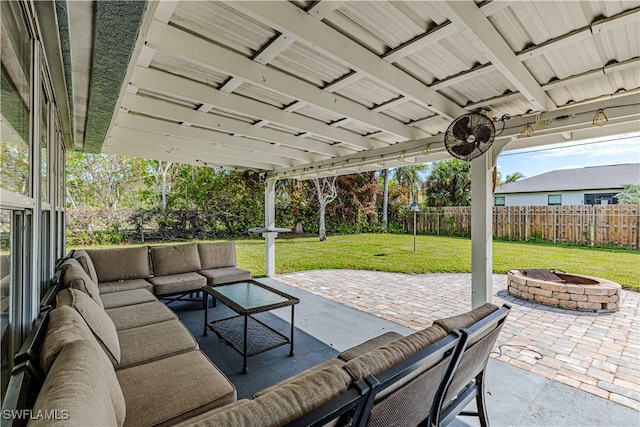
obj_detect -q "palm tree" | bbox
[504,172,525,183]
[424,159,471,206]
[394,164,428,203]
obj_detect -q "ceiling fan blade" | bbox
[452,116,471,141]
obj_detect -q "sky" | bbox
[495,132,640,180]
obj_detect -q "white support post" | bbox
[470,150,494,308]
[264,178,276,277]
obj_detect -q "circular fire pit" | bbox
[507,269,621,313]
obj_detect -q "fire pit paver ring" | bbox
[507,269,621,313]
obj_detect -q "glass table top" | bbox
[212,282,290,310]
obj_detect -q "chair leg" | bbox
[475,370,490,427]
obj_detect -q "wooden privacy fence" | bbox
[406,205,640,249]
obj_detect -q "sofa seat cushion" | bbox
[343,325,447,382]
[100,288,157,309]
[98,279,154,295]
[117,319,198,368]
[149,272,207,296]
[60,259,103,309]
[433,303,499,333]
[56,288,121,366]
[198,267,251,286]
[116,350,236,427]
[338,331,405,361]
[30,340,126,427]
[197,242,238,270]
[106,301,176,331]
[86,246,150,283]
[188,365,351,427]
[150,243,201,276]
[254,358,345,398]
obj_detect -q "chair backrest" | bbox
[430,304,511,426]
[356,332,462,427]
[285,379,370,427]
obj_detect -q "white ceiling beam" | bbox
[152,1,178,24]
[466,58,640,110]
[428,9,640,91]
[146,21,415,140]
[109,126,291,168]
[216,1,342,101]
[121,93,343,157]
[105,139,273,171]
[269,95,640,179]
[436,1,555,113]
[382,0,509,63]
[372,96,407,113]
[114,113,314,163]
[132,67,382,151]
[226,1,466,121]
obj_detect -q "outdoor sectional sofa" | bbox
[73,241,252,300]
[2,245,511,427]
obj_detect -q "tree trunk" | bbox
[313,177,338,242]
[382,169,389,231]
[159,161,173,210]
[319,205,326,241]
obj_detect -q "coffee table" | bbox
[202,280,299,374]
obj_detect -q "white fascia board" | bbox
[107,129,284,169]
[105,138,277,171]
[115,113,315,163]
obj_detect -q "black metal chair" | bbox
[427,304,512,427]
[355,331,464,427]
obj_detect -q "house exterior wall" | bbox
[497,189,623,206]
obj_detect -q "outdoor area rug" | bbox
[170,299,340,399]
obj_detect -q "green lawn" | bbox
[71,234,640,290]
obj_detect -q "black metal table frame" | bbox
[202,281,299,374]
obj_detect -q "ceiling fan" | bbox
[444,113,496,161]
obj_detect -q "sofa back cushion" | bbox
[56,288,121,366]
[72,250,99,285]
[30,340,126,426]
[85,247,150,283]
[60,259,103,309]
[343,324,446,382]
[199,365,351,426]
[197,242,237,270]
[150,243,201,276]
[40,305,97,373]
[433,303,498,344]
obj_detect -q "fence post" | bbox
[553,209,556,243]
[436,212,440,236]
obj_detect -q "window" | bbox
[40,81,50,203]
[584,193,617,205]
[548,194,562,206]
[494,196,505,206]
[1,209,12,395]
[0,0,32,197]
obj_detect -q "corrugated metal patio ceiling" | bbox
[93,0,639,179]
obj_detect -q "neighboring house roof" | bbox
[496,164,640,194]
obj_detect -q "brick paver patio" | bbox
[276,270,640,411]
